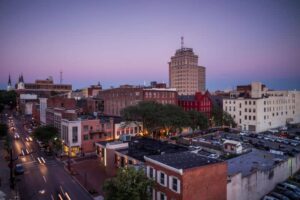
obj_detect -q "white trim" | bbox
[144,156,183,175]
[147,166,156,180]
[169,176,181,194]
[157,191,167,200]
[157,170,167,187]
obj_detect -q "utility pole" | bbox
[9,149,18,189]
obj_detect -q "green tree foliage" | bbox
[222,111,237,128]
[121,101,190,136]
[211,106,236,128]
[0,123,8,138]
[32,125,58,143]
[0,90,17,112]
[103,167,154,200]
[187,110,209,131]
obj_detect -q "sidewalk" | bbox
[71,158,109,197]
[0,140,17,200]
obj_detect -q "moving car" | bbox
[14,133,20,139]
[14,164,24,175]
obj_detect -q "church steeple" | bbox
[7,74,13,91]
[8,74,11,85]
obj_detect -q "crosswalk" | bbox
[21,158,58,169]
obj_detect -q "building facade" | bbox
[223,82,300,132]
[145,152,227,200]
[98,85,177,116]
[178,91,213,118]
[15,76,72,95]
[169,38,206,95]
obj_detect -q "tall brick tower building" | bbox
[169,37,206,95]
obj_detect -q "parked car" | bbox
[277,183,300,195]
[278,190,300,200]
[262,195,279,200]
[14,164,24,175]
[270,192,291,200]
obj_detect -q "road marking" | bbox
[43,175,47,183]
[65,192,71,200]
[60,186,64,194]
[22,161,36,165]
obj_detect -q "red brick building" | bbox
[98,85,178,116]
[81,117,114,153]
[145,151,227,200]
[178,91,213,117]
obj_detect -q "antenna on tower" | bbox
[60,70,63,84]
[181,36,184,49]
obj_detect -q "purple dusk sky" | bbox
[0,0,299,90]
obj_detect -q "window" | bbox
[245,108,247,112]
[72,127,78,143]
[83,135,89,141]
[147,166,155,179]
[245,115,247,120]
[157,192,167,200]
[253,116,256,120]
[169,176,180,193]
[157,171,167,186]
[245,101,247,105]
[83,125,89,131]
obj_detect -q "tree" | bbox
[103,167,154,200]
[0,123,8,138]
[211,106,236,128]
[222,111,237,128]
[160,104,190,135]
[187,110,209,132]
[32,125,58,143]
[211,106,223,127]
[0,90,17,112]
[121,101,191,137]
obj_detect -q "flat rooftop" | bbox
[118,137,189,161]
[227,148,287,177]
[146,151,222,170]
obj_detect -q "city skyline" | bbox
[1,0,300,91]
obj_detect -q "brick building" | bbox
[61,116,116,156]
[44,97,77,132]
[81,117,114,153]
[96,137,188,176]
[178,91,213,118]
[95,137,227,199]
[82,83,102,97]
[98,85,177,116]
[16,76,72,93]
[145,152,227,200]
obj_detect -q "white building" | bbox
[114,121,143,139]
[19,94,38,115]
[227,149,300,200]
[223,82,300,132]
[61,119,82,157]
[39,98,47,125]
[223,140,243,154]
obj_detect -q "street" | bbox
[10,115,93,200]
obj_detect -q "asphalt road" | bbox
[10,116,92,200]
